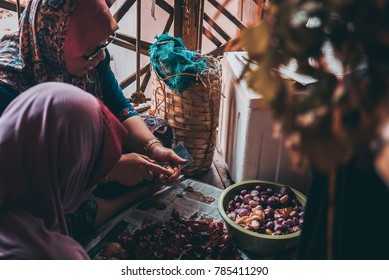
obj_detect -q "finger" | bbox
[140,154,156,163]
[169,151,188,164]
[144,169,155,181]
[171,166,180,179]
[160,149,187,165]
[145,161,174,176]
[165,166,181,185]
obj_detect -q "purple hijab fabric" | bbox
[0,82,126,259]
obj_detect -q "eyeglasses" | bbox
[82,33,117,61]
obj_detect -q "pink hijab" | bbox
[0,0,118,98]
[64,0,118,62]
[0,82,126,259]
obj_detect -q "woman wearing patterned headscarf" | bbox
[0,0,186,242]
[0,82,126,259]
[0,0,184,183]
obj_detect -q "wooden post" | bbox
[15,0,21,20]
[136,0,141,93]
[174,0,204,51]
[130,0,147,105]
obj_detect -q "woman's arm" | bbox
[97,50,185,182]
[121,115,158,152]
[96,50,160,151]
[94,186,152,226]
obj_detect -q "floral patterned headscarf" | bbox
[0,0,117,98]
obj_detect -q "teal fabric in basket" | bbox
[149,33,208,93]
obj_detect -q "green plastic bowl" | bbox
[218,180,307,256]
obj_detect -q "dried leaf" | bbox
[239,22,270,56]
[247,68,280,104]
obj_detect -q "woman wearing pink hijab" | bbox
[0,82,126,259]
[0,0,184,185]
[0,0,186,243]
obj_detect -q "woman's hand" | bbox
[375,145,389,187]
[147,143,187,185]
[374,120,389,188]
[107,153,173,186]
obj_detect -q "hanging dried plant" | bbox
[239,0,389,173]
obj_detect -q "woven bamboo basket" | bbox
[150,58,222,176]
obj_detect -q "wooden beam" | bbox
[114,33,151,56]
[113,0,136,23]
[174,0,204,50]
[105,0,116,8]
[173,0,183,41]
[119,63,150,89]
[208,0,246,30]
[156,0,174,14]
[203,26,222,47]
[135,0,141,92]
[196,0,205,50]
[0,0,24,12]
[207,36,243,56]
[203,12,231,42]
[163,13,174,33]
[207,44,225,57]
[111,38,145,55]
[140,70,151,93]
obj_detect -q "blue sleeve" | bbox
[0,84,19,115]
[96,49,139,122]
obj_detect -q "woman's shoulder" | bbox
[97,49,112,70]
